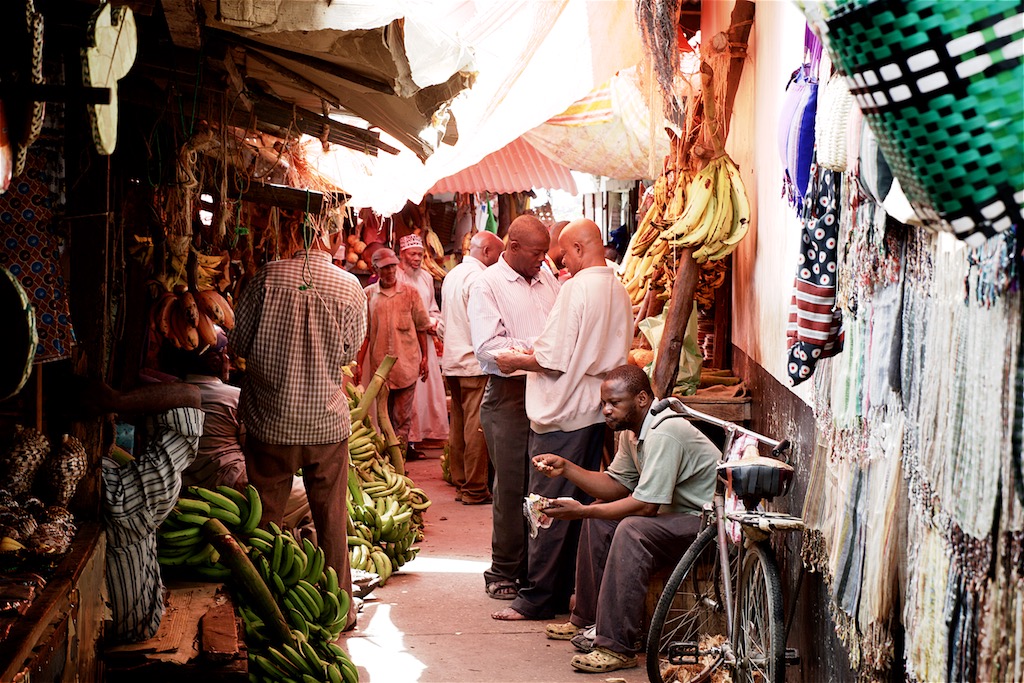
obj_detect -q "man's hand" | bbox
[532,453,567,478]
[543,498,586,520]
[494,348,531,374]
[419,355,429,381]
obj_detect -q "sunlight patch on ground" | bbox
[348,603,427,682]
[400,555,490,574]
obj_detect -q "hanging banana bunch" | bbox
[619,153,751,308]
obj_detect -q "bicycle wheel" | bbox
[646,524,735,683]
[735,541,785,683]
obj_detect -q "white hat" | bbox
[399,234,423,252]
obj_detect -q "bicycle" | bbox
[644,398,803,683]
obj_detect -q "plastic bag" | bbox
[638,308,702,396]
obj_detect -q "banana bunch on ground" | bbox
[619,154,751,307]
[158,486,359,682]
[157,484,262,579]
[247,633,357,683]
[244,524,357,682]
[149,285,235,352]
[346,439,429,585]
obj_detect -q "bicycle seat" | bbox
[717,446,794,503]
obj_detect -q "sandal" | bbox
[485,580,518,600]
[545,622,581,640]
[570,625,596,652]
[570,647,638,673]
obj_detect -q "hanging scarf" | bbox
[787,161,845,385]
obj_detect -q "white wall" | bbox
[705,0,814,404]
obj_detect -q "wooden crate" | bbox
[103,582,246,683]
[0,522,106,683]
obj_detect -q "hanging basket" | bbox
[814,0,1024,246]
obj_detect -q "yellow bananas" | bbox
[618,154,752,307]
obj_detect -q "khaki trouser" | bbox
[447,375,490,503]
[244,436,355,626]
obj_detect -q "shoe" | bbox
[570,625,596,652]
[351,568,381,598]
[406,446,423,461]
[570,647,638,673]
[485,580,518,600]
[455,492,463,502]
[545,621,581,640]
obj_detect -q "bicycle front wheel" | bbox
[735,541,785,683]
[646,524,734,683]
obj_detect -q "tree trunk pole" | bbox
[652,248,699,399]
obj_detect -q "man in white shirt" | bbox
[493,218,632,621]
[440,231,504,505]
[468,216,559,601]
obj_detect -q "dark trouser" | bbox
[511,423,605,619]
[570,514,703,655]
[447,375,491,503]
[244,435,354,625]
[388,383,416,446]
[479,375,530,587]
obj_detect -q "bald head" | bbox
[548,220,569,267]
[469,230,504,266]
[558,219,606,275]
[505,215,550,279]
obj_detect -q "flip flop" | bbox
[485,581,517,600]
[491,607,530,621]
[570,647,638,673]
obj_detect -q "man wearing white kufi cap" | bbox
[397,233,450,454]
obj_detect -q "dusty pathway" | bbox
[341,452,650,683]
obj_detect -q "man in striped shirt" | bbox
[468,216,560,602]
[231,230,367,629]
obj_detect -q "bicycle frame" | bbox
[651,397,793,676]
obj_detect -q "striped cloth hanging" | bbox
[787,161,845,385]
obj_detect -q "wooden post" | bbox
[652,248,699,398]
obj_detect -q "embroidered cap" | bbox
[399,234,423,252]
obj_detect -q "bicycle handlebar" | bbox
[651,397,791,452]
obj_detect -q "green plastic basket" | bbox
[816,0,1023,246]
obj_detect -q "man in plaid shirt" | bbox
[231,229,367,629]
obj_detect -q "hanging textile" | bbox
[786,161,844,385]
[0,144,73,361]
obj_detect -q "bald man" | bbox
[492,218,633,622]
[468,216,560,602]
[439,231,505,505]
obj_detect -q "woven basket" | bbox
[815,72,855,172]
[815,0,1023,246]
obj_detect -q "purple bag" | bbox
[778,26,823,213]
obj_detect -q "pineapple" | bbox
[44,436,88,507]
[3,426,50,497]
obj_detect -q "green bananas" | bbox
[158,483,265,576]
[344,410,430,587]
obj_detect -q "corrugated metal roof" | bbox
[428,136,578,195]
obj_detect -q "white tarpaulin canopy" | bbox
[308,0,644,214]
[524,65,673,181]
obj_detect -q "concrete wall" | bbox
[713,0,814,406]
[702,2,862,680]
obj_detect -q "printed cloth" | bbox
[0,146,73,361]
[787,162,844,385]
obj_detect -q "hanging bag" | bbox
[778,26,823,213]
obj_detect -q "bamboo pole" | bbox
[202,518,294,647]
[376,384,405,476]
[349,355,396,423]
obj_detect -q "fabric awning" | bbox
[427,137,577,195]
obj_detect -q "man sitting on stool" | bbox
[533,364,720,674]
